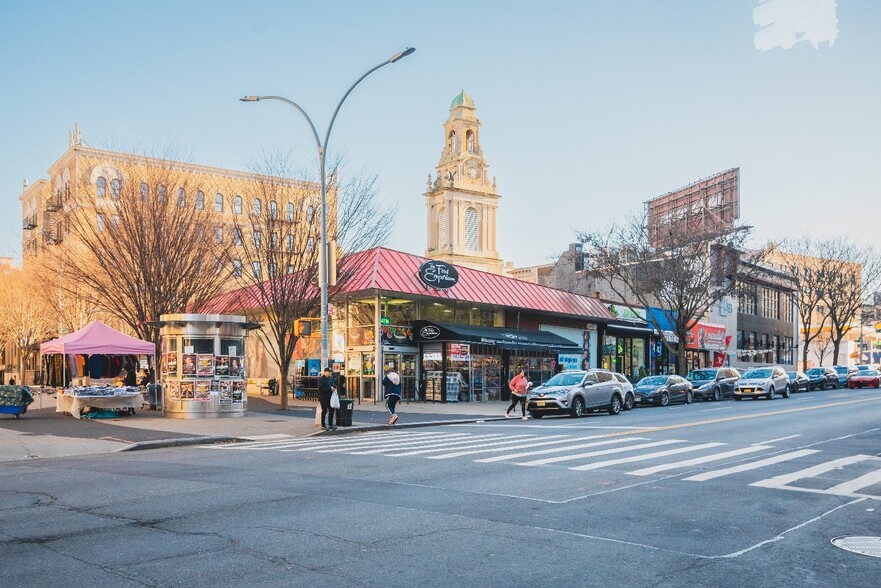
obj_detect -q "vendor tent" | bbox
[40,320,155,355]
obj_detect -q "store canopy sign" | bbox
[686,323,726,351]
[418,260,459,289]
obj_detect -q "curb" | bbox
[120,435,247,451]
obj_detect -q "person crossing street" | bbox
[505,368,530,420]
[383,365,402,425]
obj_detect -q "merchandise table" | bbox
[56,389,144,419]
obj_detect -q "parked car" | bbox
[734,366,791,400]
[833,365,856,387]
[526,369,627,418]
[612,372,636,410]
[848,369,880,389]
[632,375,693,406]
[805,367,838,390]
[786,371,811,393]
[686,367,740,401]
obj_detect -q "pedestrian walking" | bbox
[318,367,337,430]
[505,368,529,420]
[383,366,401,425]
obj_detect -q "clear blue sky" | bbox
[1,1,879,266]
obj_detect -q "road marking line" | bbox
[347,434,532,455]
[568,443,725,472]
[516,440,684,467]
[474,437,646,463]
[279,432,470,452]
[684,449,820,482]
[752,434,801,445]
[823,465,881,495]
[314,433,500,453]
[402,435,571,458]
[628,445,773,476]
[751,455,875,489]
[699,407,731,412]
[235,430,437,450]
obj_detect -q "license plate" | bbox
[535,401,545,407]
[742,388,753,394]
[634,397,642,403]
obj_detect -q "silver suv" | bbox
[527,369,627,418]
[734,366,791,400]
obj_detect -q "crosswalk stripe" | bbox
[474,437,647,463]
[394,435,564,457]
[751,455,875,490]
[627,445,773,476]
[568,442,725,472]
[228,430,432,450]
[425,436,579,460]
[515,440,684,467]
[300,433,484,453]
[342,434,522,455]
[683,449,820,482]
[277,431,457,451]
[823,464,881,495]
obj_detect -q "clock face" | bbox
[465,161,480,180]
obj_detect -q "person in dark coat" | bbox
[382,366,402,425]
[8,377,15,385]
[318,367,336,430]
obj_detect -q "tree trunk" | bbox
[832,341,841,366]
[802,346,810,372]
[676,344,688,376]
[279,362,289,410]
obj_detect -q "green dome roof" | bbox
[450,90,475,109]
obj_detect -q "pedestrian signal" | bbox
[294,319,312,337]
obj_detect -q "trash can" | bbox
[147,384,163,410]
[336,398,354,427]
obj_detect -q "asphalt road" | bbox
[2,388,880,587]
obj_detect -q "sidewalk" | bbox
[0,390,512,462]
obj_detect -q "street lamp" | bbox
[240,47,415,375]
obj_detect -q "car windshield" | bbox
[741,369,772,379]
[806,368,824,375]
[787,372,798,380]
[542,373,584,387]
[834,366,849,374]
[638,376,668,385]
[687,370,716,381]
[857,370,879,376]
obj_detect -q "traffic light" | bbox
[294,319,312,337]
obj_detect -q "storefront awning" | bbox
[413,321,581,352]
[604,320,655,337]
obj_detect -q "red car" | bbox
[848,369,880,389]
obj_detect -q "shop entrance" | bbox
[470,355,502,402]
[382,351,418,401]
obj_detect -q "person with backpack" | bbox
[383,365,402,425]
[318,367,337,430]
[505,368,530,420]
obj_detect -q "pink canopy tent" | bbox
[40,320,155,355]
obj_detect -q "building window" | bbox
[157,184,167,203]
[286,202,294,222]
[466,130,475,153]
[96,213,106,232]
[271,232,278,249]
[96,177,107,197]
[286,234,294,252]
[437,208,447,248]
[253,198,262,216]
[761,287,779,319]
[140,182,149,201]
[252,261,261,279]
[465,207,479,251]
[269,200,278,220]
[195,190,205,210]
[233,228,242,246]
[268,263,277,278]
[306,205,315,223]
[307,237,315,252]
[286,264,294,275]
[234,195,242,215]
[215,226,223,244]
[449,131,456,153]
[111,179,121,199]
[233,259,242,277]
[739,283,757,315]
[736,330,744,350]
[215,192,223,212]
[253,230,262,249]
[177,188,186,208]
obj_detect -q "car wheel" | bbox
[874,380,879,389]
[659,392,670,407]
[767,387,775,400]
[530,412,543,419]
[734,396,743,401]
[781,384,791,399]
[820,382,826,390]
[623,393,634,411]
[570,396,585,418]
[685,390,693,404]
[608,394,622,415]
[713,388,722,402]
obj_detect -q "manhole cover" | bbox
[831,536,881,558]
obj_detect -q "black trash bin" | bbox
[147,384,163,410]
[336,398,354,427]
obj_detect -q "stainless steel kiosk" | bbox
[159,314,251,419]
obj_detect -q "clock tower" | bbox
[425,90,502,274]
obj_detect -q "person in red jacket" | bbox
[505,369,530,420]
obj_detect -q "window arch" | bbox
[96,177,107,197]
[253,198,262,216]
[195,190,205,210]
[215,192,223,212]
[110,178,121,199]
[286,234,294,252]
[140,182,149,201]
[448,131,457,153]
[234,195,242,215]
[437,208,447,248]
[157,184,167,203]
[465,207,479,251]
[269,200,278,220]
[466,130,475,153]
[306,205,315,223]
[177,188,186,208]
[307,237,315,252]
[286,202,295,222]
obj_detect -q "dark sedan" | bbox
[787,371,811,392]
[805,367,838,390]
[848,369,880,389]
[686,367,740,401]
[632,375,693,407]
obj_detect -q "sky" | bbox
[1,1,879,268]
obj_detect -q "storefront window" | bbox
[382,297,418,326]
[421,300,455,322]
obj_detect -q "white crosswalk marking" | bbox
[344,434,527,455]
[396,435,570,458]
[683,449,820,482]
[823,463,881,495]
[515,440,684,467]
[628,445,773,476]
[473,437,647,464]
[313,432,493,453]
[425,435,580,460]
[568,442,726,472]
[751,455,875,490]
[279,432,457,452]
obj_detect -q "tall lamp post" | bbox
[241,47,415,377]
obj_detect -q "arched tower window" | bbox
[466,130,475,153]
[465,207,479,251]
[438,208,447,248]
[96,176,107,197]
[140,182,149,201]
[234,195,242,214]
[215,192,224,212]
[448,131,457,154]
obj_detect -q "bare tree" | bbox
[217,154,391,409]
[810,329,832,366]
[580,208,766,376]
[41,151,232,362]
[0,265,57,384]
